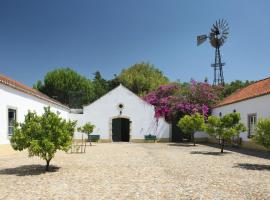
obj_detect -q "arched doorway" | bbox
[112,117,130,142]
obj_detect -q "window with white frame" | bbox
[8,108,17,136]
[248,114,256,137]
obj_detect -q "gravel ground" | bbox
[0,143,269,200]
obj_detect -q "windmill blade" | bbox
[221,35,228,40]
[211,24,218,34]
[221,19,227,28]
[221,19,225,27]
[211,27,216,33]
[223,27,229,32]
[219,38,224,46]
[197,34,208,46]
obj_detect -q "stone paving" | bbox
[0,143,269,200]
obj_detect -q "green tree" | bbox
[107,74,121,91]
[223,80,254,98]
[34,68,95,108]
[178,113,205,146]
[252,118,270,151]
[10,107,77,171]
[118,62,169,95]
[205,113,246,153]
[78,122,95,136]
[92,71,109,100]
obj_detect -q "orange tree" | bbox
[11,107,76,171]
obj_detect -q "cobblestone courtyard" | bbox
[0,143,269,200]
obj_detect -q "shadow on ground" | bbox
[168,143,195,147]
[202,143,270,160]
[234,163,270,171]
[190,151,231,156]
[0,164,60,176]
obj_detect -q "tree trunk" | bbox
[45,158,51,171]
[192,133,196,146]
[221,139,224,153]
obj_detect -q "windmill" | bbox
[197,19,229,86]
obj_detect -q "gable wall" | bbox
[70,86,171,140]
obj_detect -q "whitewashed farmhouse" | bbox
[212,77,270,150]
[2,72,267,149]
[0,74,173,144]
[70,84,171,142]
[0,74,70,144]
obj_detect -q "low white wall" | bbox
[212,94,270,141]
[0,84,70,144]
[194,131,208,138]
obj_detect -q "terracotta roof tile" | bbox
[213,77,270,108]
[0,74,69,110]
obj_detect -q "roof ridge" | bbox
[0,73,69,110]
[213,76,270,108]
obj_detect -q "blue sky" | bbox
[0,0,269,86]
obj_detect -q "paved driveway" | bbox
[0,143,269,200]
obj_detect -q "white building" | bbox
[0,74,70,144]
[0,74,173,144]
[70,84,171,142]
[212,77,270,150]
[0,73,210,144]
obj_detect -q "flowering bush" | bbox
[144,80,221,122]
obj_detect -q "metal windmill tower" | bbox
[197,19,229,86]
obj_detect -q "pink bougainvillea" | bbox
[144,80,221,121]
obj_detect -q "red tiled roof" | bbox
[0,74,69,110]
[213,77,270,108]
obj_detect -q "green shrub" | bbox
[253,118,270,150]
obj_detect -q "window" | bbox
[8,109,17,136]
[248,114,256,138]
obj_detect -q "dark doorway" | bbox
[112,118,130,142]
[171,114,191,142]
[171,119,183,142]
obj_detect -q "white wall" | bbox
[70,85,171,141]
[0,84,70,144]
[212,94,270,141]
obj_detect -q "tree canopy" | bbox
[222,80,254,98]
[92,71,109,100]
[205,113,246,153]
[78,122,95,136]
[118,62,169,95]
[10,107,77,171]
[34,68,95,108]
[178,113,205,146]
[33,65,254,109]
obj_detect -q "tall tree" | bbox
[92,71,109,100]
[107,74,121,91]
[34,68,95,108]
[118,62,169,95]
